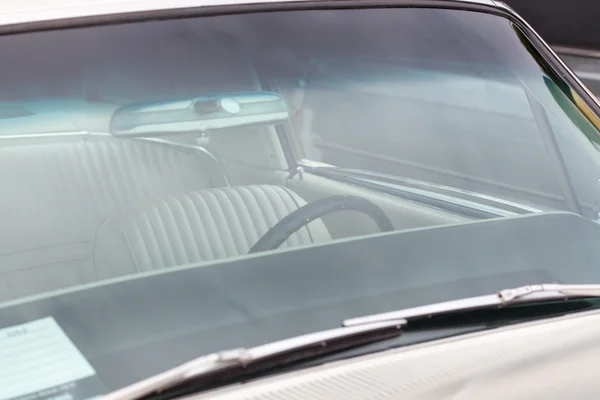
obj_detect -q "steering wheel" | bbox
[248,195,395,253]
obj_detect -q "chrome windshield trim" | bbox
[494,1,600,110]
[343,283,600,327]
[0,0,498,28]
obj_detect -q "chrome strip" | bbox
[307,141,562,203]
[361,180,521,216]
[494,2,600,110]
[141,137,230,186]
[0,0,498,28]
[301,147,553,213]
[359,172,541,214]
[0,130,97,140]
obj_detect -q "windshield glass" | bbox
[3,6,600,398]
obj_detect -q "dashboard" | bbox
[0,211,597,393]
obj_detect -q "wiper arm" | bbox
[344,283,600,326]
[105,284,600,400]
[103,320,405,400]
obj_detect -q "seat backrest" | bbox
[0,135,225,301]
[92,185,332,279]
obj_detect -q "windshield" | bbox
[3,5,600,399]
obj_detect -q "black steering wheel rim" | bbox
[248,195,395,253]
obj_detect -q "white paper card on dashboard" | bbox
[0,317,96,400]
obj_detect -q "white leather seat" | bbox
[0,135,225,301]
[92,185,332,278]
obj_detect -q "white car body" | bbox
[3,1,599,399]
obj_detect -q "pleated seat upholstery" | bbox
[0,135,225,301]
[92,185,332,278]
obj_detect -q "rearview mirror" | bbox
[109,92,289,136]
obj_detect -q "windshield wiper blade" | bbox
[103,320,405,400]
[344,283,600,327]
[106,284,600,400]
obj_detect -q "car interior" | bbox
[3,10,594,303]
[9,7,600,398]
[0,15,492,303]
[0,113,471,302]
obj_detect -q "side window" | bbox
[256,8,600,213]
[540,76,600,218]
[282,59,565,206]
